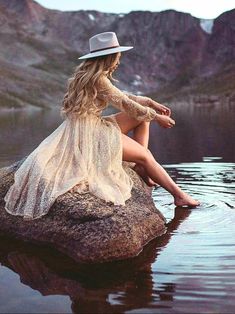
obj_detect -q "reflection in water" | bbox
[151,161,235,313]
[0,161,234,312]
[149,102,235,164]
[0,105,235,313]
[0,206,196,313]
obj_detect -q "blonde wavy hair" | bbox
[60,52,121,118]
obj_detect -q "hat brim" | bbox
[78,46,133,60]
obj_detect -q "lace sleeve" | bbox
[97,76,158,122]
[123,92,152,107]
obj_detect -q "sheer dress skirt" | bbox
[3,113,134,220]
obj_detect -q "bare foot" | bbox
[174,191,200,207]
[133,164,159,187]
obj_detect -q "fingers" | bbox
[167,118,175,128]
[160,109,170,116]
[170,120,175,127]
[162,107,171,116]
[166,109,171,116]
[157,115,175,128]
[154,101,171,116]
[163,122,175,128]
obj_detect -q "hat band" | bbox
[90,44,120,53]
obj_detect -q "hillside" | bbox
[0,0,234,109]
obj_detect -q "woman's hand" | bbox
[148,99,171,116]
[155,113,175,128]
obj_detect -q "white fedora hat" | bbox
[78,31,133,60]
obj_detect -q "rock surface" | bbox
[0,158,166,264]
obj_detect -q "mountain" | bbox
[0,0,234,110]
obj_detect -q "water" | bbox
[0,103,234,313]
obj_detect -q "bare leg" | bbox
[121,133,200,207]
[132,121,150,148]
[113,113,158,186]
[132,121,158,186]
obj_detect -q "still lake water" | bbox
[0,103,234,313]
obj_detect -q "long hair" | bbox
[60,52,121,118]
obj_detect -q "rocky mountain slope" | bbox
[0,0,234,110]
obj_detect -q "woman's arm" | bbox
[97,76,158,122]
[123,91,171,116]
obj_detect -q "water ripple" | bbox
[151,159,235,311]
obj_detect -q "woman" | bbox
[4,32,199,221]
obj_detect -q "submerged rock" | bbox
[0,158,166,264]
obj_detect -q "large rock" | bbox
[0,158,166,264]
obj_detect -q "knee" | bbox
[138,120,150,127]
[138,148,155,165]
[133,119,150,128]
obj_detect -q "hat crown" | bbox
[89,32,120,52]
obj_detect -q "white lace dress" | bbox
[4,75,158,220]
